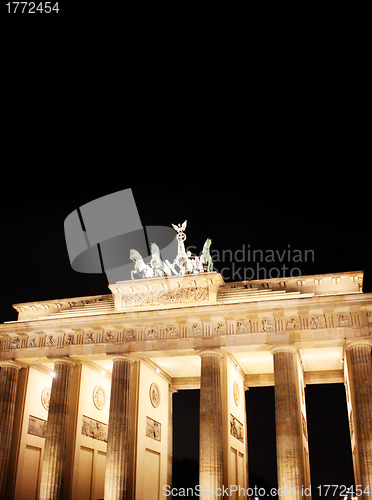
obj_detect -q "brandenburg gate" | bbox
[1,249,372,498]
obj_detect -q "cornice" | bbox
[2,291,372,335]
[4,271,367,325]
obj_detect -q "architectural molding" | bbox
[345,339,372,350]
[111,354,136,364]
[50,357,75,366]
[270,344,298,355]
[0,360,22,369]
[198,349,225,359]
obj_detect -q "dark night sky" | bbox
[2,34,370,493]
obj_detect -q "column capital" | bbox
[270,344,297,356]
[198,349,224,359]
[51,357,75,367]
[345,339,372,351]
[0,360,22,370]
[112,355,136,364]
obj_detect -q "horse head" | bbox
[151,243,160,257]
[203,238,212,250]
[130,249,142,262]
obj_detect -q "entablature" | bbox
[1,271,371,360]
[6,271,364,323]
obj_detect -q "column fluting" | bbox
[104,356,134,500]
[199,350,224,497]
[0,362,21,500]
[39,358,74,500]
[348,342,372,496]
[272,348,305,499]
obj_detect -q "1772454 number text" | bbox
[6,2,59,13]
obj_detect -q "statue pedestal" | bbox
[109,272,224,313]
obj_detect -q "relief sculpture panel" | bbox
[121,287,208,309]
[146,416,161,442]
[81,415,108,442]
[230,414,244,443]
[28,415,47,438]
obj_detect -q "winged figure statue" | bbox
[171,220,187,241]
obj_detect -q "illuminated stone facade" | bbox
[0,271,371,499]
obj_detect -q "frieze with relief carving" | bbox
[368,312,372,335]
[82,415,108,442]
[146,416,161,441]
[146,328,158,340]
[121,287,208,309]
[230,414,244,443]
[2,309,369,352]
[28,415,47,438]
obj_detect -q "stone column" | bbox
[104,356,134,500]
[168,388,177,488]
[199,350,224,498]
[0,361,21,500]
[39,358,75,500]
[243,383,249,491]
[271,347,304,499]
[346,341,372,497]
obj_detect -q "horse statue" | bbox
[129,222,214,279]
[200,238,213,272]
[192,255,204,273]
[130,249,153,279]
[173,242,194,274]
[150,243,172,277]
